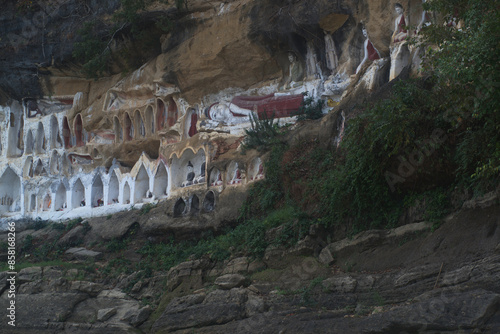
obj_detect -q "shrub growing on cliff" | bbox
[241,113,284,152]
[419,0,500,189]
[295,93,325,121]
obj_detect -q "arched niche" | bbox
[62,116,72,148]
[25,130,34,154]
[108,170,119,204]
[50,116,62,149]
[18,114,24,153]
[71,179,85,208]
[171,148,206,189]
[35,122,46,154]
[153,163,168,198]
[185,108,198,138]
[0,167,21,214]
[54,182,67,211]
[49,150,60,175]
[34,159,47,177]
[92,148,100,159]
[173,198,185,217]
[113,116,122,143]
[74,114,84,147]
[194,162,206,185]
[61,153,71,175]
[91,174,104,207]
[124,113,133,141]
[249,157,264,181]
[134,165,150,203]
[123,181,131,204]
[145,105,154,135]
[23,157,33,178]
[156,99,166,131]
[189,195,199,215]
[29,194,36,212]
[209,167,222,186]
[42,193,51,211]
[227,161,243,185]
[7,112,23,157]
[134,110,145,138]
[167,97,178,128]
[203,191,215,212]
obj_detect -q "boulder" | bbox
[322,276,357,293]
[57,225,86,246]
[152,289,247,332]
[121,305,152,327]
[97,307,117,322]
[222,257,250,274]
[14,293,88,327]
[18,266,42,283]
[65,247,102,260]
[215,274,247,290]
[70,281,104,296]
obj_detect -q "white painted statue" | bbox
[392,3,408,44]
[205,102,256,125]
[182,161,195,187]
[356,27,381,74]
[229,163,242,185]
[324,33,339,72]
[417,0,432,33]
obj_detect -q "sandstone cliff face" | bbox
[0,0,431,224]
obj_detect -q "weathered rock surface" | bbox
[65,247,103,260]
[97,307,117,322]
[215,274,247,290]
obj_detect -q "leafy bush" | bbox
[420,0,500,190]
[240,143,287,217]
[106,238,129,253]
[21,235,34,253]
[140,203,155,215]
[295,93,325,121]
[29,218,48,231]
[72,20,111,78]
[241,113,284,152]
[66,217,83,231]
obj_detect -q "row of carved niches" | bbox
[208,158,264,187]
[173,191,216,218]
[3,110,87,159]
[109,96,183,143]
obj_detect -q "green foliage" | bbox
[0,241,8,253]
[136,205,307,272]
[320,79,444,230]
[52,222,66,230]
[422,188,451,222]
[66,217,83,231]
[240,143,288,217]
[140,203,155,215]
[300,277,324,305]
[106,238,129,253]
[21,234,34,253]
[242,113,284,152]
[28,218,48,231]
[72,21,111,78]
[295,93,325,121]
[419,0,500,189]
